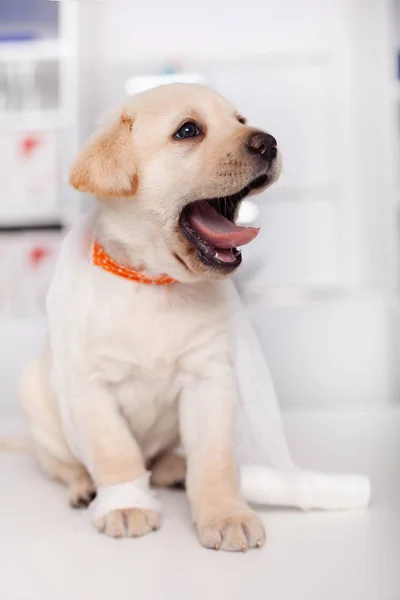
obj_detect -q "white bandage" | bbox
[90,472,161,522]
[241,466,371,510]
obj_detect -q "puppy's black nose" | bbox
[247,132,277,162]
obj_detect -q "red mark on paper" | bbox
[21,136,41,157]
[29,246,50,267]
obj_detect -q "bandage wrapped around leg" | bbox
[228,281,371,510]
[90,473,161,523]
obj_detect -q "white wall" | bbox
[249,295,392,409]
[100,0,339,59]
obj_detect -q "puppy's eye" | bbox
[237,116,246,125]
[174,122,201,139]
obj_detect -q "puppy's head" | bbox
[70,83,281,281]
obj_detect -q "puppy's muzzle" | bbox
[246,131,277,164]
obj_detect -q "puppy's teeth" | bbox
[215,252,220,260]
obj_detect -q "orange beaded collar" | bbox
[92,241,177,286]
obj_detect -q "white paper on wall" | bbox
[0,131,59,224]
[1,232,61,317]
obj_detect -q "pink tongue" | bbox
[187,202,260,249]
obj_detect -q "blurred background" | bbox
[0,0,399,415]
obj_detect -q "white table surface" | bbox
[0,409,399,600]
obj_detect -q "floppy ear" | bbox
[69,111,138,198]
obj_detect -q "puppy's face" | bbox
[70,84,281,281]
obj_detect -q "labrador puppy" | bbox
[20,83,281,551]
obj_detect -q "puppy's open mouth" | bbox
[179,174,267,272]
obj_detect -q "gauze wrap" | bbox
[228,281,370,510]
[90,474,162,522]
[47,211,371,521]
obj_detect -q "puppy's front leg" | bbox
[180,358,265,552]
[67,382,160,538]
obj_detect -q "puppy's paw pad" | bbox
[95,508,160,538]
[197,511,265,552]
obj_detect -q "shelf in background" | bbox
[121,50,333,75]
[0,109,71,131]
[0,39,68,62]
[239,284,383,307]
[0,210,62,232]
[0,221,62,234]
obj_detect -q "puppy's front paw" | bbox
[95,508,160,538]
[196,510,265,552]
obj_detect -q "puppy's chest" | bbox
[89,283,217,382]
[87,284,220,458]
[93,314,187,382]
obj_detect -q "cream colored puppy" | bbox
[20,83,281,551]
